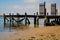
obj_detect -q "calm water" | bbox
[0,17,45,32]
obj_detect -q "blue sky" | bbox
[0,0,60,15]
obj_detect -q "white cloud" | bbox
[12,5,21,9]
[11,5,22,10]
[6,4,22,10]
[23,0,39,3]
[5,4,38,15]
[23,5,38,13]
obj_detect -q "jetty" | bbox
[3,12,60,26]
[3,2,60,26]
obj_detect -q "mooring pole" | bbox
[34,13,37,28]
[4,13,6,26]
[17,13,20,26]
[9,13,11,27]
[44,16,47,26]
[47,18,50,23]
[12,13,14,27]
[55,18,56,22]
[34,13,36,24]
[36,12,39,26]
[59,18,60,22]
[55,17,59,22]
[25,12,27,26]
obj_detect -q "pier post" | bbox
[44,16,47,26]
[9,13,11,27]
[55,18,56,22]
[36,12,39,26]
[17,13,20,26]
[12,13,14,27]
[34,13,36,24]
[56,18,58,22]
[4,13,6,26]
[34,13,37,27]
[55,18,58,22]
[27,18,30,24]
[59,18,60,22]
[25,12,27,26]
[47,18,50,23]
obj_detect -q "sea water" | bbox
[0,17,44,32]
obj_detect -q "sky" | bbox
[0,0,60,15]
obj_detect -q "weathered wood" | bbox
[25,12,27,26]
[9,13,12,27]
[4,13,6,26]
[12,13,14,27]
[47,18,50,23]
[17,13,20,26]
[36,12,39,25]
[44,16,47,26]
[3,13,60,26]
[34,13,36,25]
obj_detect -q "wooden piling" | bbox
[26,18,30,24]
[55,18,58,22]
[17,13,20,26]
[25,12,27,26]
[47,18,50,23]
[34,13,36,25]
[9,13,11,27]
[3,12,60,26]
[36,12,39,25]
[12,13,14,27]
[4,13,6,26]
[44,16,47,26]
[59,18,60,22]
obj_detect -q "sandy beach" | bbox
[2,26,59,40]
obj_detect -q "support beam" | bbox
[59,18,60,22]
[26,18,30,24]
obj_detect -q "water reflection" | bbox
[4,22,30,31]
[4,21,40,32]
[0,17,44,32]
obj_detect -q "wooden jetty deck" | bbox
[3,13,60,26]
[4,15,60,18]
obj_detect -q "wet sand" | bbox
[1,26,60,40]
